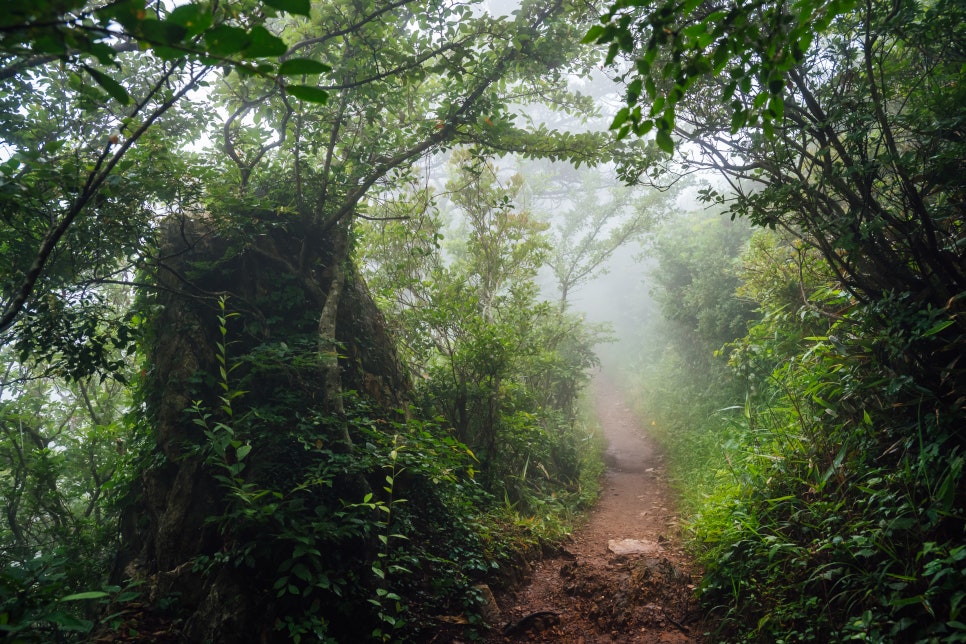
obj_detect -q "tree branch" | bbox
[0,64,210,336]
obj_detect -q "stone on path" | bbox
[607,538,662,556]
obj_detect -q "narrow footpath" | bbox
[486,376,706,643]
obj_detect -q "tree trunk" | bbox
[113,216,409,641]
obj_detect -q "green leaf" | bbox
[278,58,331,75]
[612,106,630,128]
[82,66,131,105]
[167,3,212,37]
[31,33,68,56]
[263,0,311,16]
[655,128,674,154]
[767,94,784,120]
[889,594,925,608]
[139,17,188,45]
[151,45,185,60]
[681,23,707,40]
[627,78,643,103]
[633,119,654,136]
[680,0,703,15]
[730,109,747,133]
[291,563,312,581]
[44,612,93,632]
[245,25,287,58]
[96,1,147,32]
[286,84,328,104]
[922,319,954,337]
[60,591,110,601]
[205,25,250,56]
[88,42,117,66]
[582,24,607,44]
[235,444,252,461]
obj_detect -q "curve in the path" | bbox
[486,375,705,643]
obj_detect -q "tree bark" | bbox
[113,216,409,641]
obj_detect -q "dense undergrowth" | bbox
[186,382,602,642]
[625,215,966,642]
[1,297,604,644]
[1,165,608,642]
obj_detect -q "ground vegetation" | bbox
[598,0,966,637]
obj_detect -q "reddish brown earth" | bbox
[481,376,708,643]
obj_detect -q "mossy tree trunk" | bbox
[114,216,409,640]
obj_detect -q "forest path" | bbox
[484,374,705,643]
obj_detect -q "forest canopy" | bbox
[1,1,639,640]
[2,0,965,641]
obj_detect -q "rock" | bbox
[473,583,502,627]
[607,538,661,556]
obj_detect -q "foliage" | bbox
[1,550,111,640]
[587,0,856,149]
[629,224,966,641]
[647,211,756,368]
[695,276,966,641]
[680,0,966,317]
[359,153,606,510]
[524,160,664,312]
[1,0,314,93]
[0,337,137,640]
[593,0,966,408]
[182,327,545,641]
[604,0,966,638]
[0,0,322,343]
[1,0,611,361]
[619,210,754,512]
[595,0,966,386]
[2,1,620,637]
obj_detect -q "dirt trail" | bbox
[485,375,705,643]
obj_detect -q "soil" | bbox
[481,375,708,643]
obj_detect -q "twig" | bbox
[662,606,690,634]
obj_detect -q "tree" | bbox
[0,0,623,638]
[359,152,601,504]
[648,211,756,367]
[100,1,614,639]
[0,338,134,639]
[592,0,966,406]
[589,0,966,637]
[535,164,663,312]
[0,0,321,376]
[1,0,312,85]
[585,0,853,149]
[593,0,965,306]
